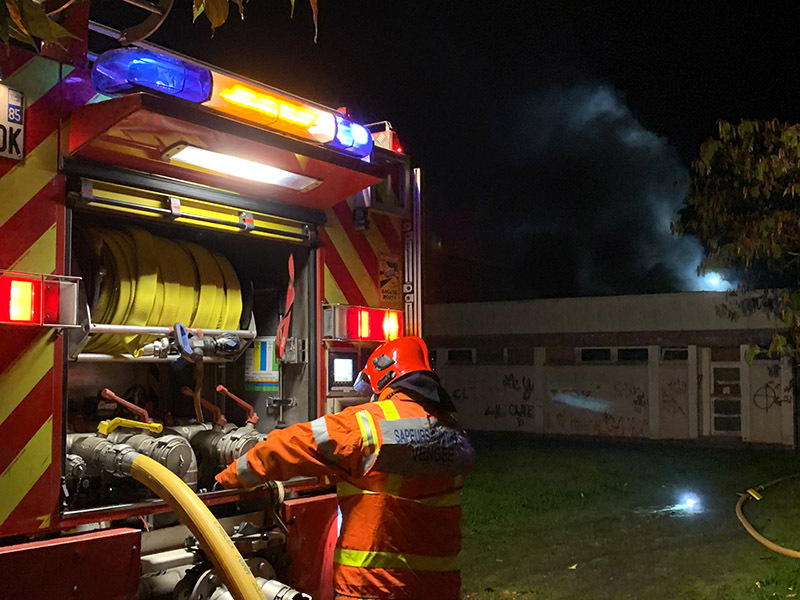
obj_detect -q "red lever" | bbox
[180,386,226,427]
[100,388,153,424]
[216,384,259,425]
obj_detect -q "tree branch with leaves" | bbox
[673,119,800,357]
[1,0,318,48]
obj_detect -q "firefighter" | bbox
[216,336,475,600]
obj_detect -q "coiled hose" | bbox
[130,453,265,600]
[736,473,800,558]
[84,227,242,355]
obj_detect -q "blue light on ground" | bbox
[678,493,701,512]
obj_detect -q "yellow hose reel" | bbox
[84,227,243,355]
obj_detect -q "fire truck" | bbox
[0,5,423,599]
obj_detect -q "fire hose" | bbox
[736,473,800,558]
[67,435,266,600]
[84,227,242,355]
[130,454,266,600]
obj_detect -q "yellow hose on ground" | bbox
[130,454,265,600]
[735,473,800,558]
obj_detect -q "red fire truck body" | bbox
[0,7,422,599]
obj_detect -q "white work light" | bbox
[163,144,322,192]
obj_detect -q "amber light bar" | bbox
[204,73,337,144]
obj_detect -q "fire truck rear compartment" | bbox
[65,202,315,512]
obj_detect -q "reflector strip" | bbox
[335,481,461,507]
[333,548,457,572]
[0,417,52,526]
[77,179,312,243]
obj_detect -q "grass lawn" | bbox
[460,433,800,599]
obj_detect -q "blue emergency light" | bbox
[91,48,375,159]
[91,48,212,103]
[330,115,374,158]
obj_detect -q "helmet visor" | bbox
[353,372,373,396]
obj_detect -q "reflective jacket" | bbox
[216,386,475,600]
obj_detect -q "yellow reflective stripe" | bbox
[336,481,460,507]
[385,473,402,496]
[334,548,457,572]
[0,417,52,525]
[376,400,400,421]
[356,410,379,455]
[10,223,56,275]
[356,412,372,453]
[0,333,54,427]
[364,410,379,449]
[3,57,70,106]
[337,481,370,498]
[421,489,461,507]
[0,132,58,230]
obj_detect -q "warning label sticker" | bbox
[245,337,280,393]
[0,84,24,161]
[379,255,402,307]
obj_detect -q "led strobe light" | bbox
[330,115,374,158]
[92,48,212,102]
[164,144,321,192]
[206,74,336,144]
[205,74,373,158]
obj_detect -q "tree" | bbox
[673,118,800,356]
[0,0,318,48]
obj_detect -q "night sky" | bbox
[96,2,800,302]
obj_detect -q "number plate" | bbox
[0,84,24,161]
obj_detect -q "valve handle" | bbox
[98,417,163,436]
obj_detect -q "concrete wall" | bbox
[437,345,794,447]
[427,292,780,338]
[544,364,649,438]
[745,358,790,445]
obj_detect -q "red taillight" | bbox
[0,273,42,325]
[0,271,79,328]
[340,306,403,341]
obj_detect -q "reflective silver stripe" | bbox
[359,452,378,474]
[357,411,377,451]
[236,454,262,487]
[310,416,339,465]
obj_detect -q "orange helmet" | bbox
[353,336,432,395]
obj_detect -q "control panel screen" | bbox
[333,357,355,385]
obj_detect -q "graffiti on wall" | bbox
[452,385,475,404]
[547,411,647,437]
[545,378,648,437]
[661,378,688,418]
[753,382,781,412]
[613,382,647,413]
[481,371,536,428]
[502,372,533,401]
